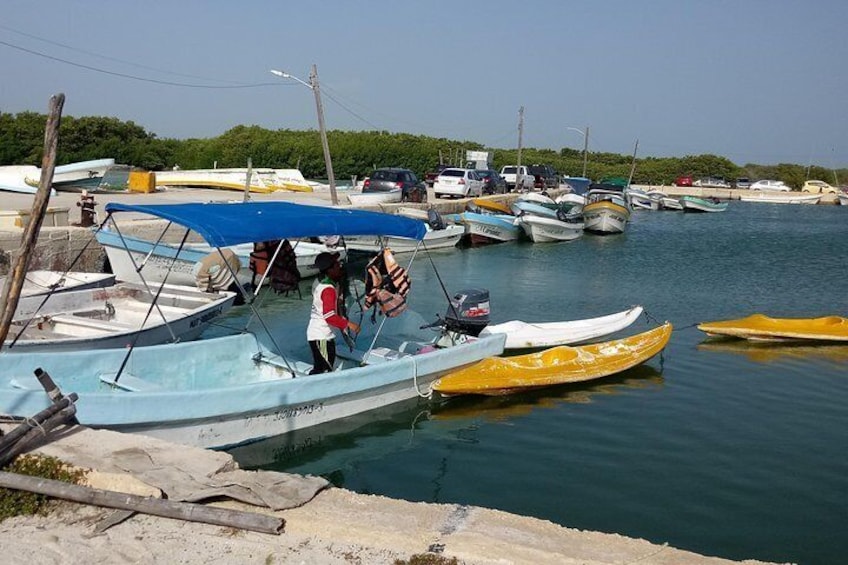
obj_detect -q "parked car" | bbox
[476,169,507,194]
[693,177,730,189]
[364,167,426,202]
[528,164,559,189]
[672,176,693,187]
[802,180,837,194]
[750,179,790,192]
[424,164,450,187]
[499,165,534,192]
[734,177,751,189]
[433,168,484,199]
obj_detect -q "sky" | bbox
[2,0,847,168]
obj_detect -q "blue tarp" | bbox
[104,201,427,247]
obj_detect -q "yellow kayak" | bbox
[697,314,848,342]
[472,198,512,215]
[432,323,672,396]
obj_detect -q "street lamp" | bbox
[270,66,338,205]
[566,126,589,178]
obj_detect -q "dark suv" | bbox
[476,169,507,194]
[528,164,559,189]
[364,167,426,202]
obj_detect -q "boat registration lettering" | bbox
[190,307,224,328]
[273,402,324,420]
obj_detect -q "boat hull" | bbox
[680,196,728,213]
[518,215,583,242]
[347,189,402,206]
[0,332,506,449]
[5,282,236,353]
[582,201,629,234]
[739,193,822,205]
[480,306,644,349]
[459,212,520,244]
[96,230,343,286]
[344,224,464,253]
[433,323,672,396]
[698,314,848,342]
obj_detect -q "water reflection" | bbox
[228,364,665,476]
[697,338,848,365]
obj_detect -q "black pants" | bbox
[308,339,336,374]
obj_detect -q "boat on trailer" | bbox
[0,201,505,449]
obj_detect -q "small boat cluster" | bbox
[2,173,845,451]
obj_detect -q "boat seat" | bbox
[99,372,164,392]
[337,346,409,365]
[49,314,136,332]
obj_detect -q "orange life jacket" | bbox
[363,248,410,317]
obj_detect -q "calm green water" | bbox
[227,202,848,565]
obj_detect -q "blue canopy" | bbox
[104,201,427,247]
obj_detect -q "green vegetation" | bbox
[0,454,86,521]
[1,112,844,190]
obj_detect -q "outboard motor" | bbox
[427,208,447,231]
[444,288,490,337]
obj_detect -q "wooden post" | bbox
[0,94,65,348]
[0,471,286,535]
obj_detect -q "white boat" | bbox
[29,159,117,192]
[739,192,822,205]
[518,214,583,243]
[4,281,236,353]
[344,223,464,253]
[155,168,312,193]
[582,188,630,234]
[0,165,53,195]
[660,196,683,210]
[0,270,115,298]
[839,192,848,206]
[0,201,506,449]
[626,188,661,210]
[480,306,644,350]
[555,193,587,208]
[347,188,403,206]
[95,229,344,287]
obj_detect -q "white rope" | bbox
[411,357,433,399]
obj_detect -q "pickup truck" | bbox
[424,164,450,187]
[528,164,559,189]
[500,165,534,192]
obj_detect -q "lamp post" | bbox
[270,65,338,206]
[566,126,589,178]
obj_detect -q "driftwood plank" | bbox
[0,94,65,347]
[0,471,285,535]
[0,394,78,458]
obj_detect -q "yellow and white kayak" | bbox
[697,314,848,342]
[432,323,672,396]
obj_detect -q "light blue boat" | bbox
[0,201,506,449]
[680,196,728,213]
[448,211,521,244]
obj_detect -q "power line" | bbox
[0,39,279,89]
[0,24,245,85]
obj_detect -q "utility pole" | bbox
[516,106,524,168]
[582,126,589,178]
[309,64,338,206]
